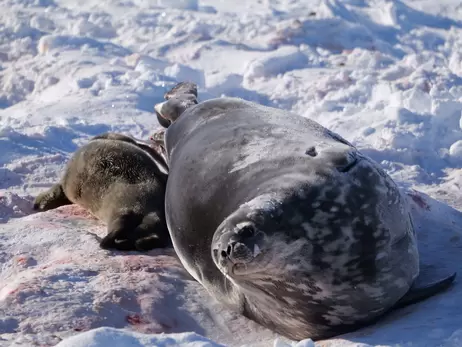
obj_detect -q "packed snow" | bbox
[0,0,461,346]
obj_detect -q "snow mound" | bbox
[243,46,309,82]
[37,35,130,56]
[205,73,245,98]
[0,192,34,223]
[54,327,317,347]
[55,327,225,347]
[164,63,205,88]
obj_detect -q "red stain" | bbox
[7,283,45,301]
[56,205,98,220]
[39,257,73,270]
[16,257,28,265]
[126,313,145,325]
[408,191,430,211]
[8,288,20,296]
[8,284,25,295]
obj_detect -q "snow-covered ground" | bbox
[1,0,461,346]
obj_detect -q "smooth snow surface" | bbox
[0,0,461,346]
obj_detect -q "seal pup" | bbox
[154,82,456,341]
[33,131,170,252]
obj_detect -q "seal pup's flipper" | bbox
[100,212,143,251]
[33,183,73,211]
[134,212,171,251]
[155,82,199,127]
[100,212,170,252]
[394,266,456,309]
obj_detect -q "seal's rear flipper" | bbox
[164,81,198,100]
[154,82,199,128]
[394,269,456,309]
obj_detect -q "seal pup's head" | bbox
[155,82,198,128]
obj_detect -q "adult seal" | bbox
[33,131,170,252]
[154,82,456,341]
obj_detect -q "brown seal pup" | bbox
[33,131,169,252]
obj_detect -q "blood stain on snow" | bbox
[126,313,146,325]
[55,205,98,220]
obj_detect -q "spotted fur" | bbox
[160,83,455,341]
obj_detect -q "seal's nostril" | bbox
[221,250,227,258]
[305,146,317,157]
[239,225,255,238]
[226,244,232,255]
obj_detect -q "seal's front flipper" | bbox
[394,268,456,309]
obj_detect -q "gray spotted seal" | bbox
[154,82,456,341]
[33,131,170,252]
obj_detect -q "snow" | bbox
[0,0,461,346]
[54,328,226,347]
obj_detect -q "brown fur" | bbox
[33,131,170,251]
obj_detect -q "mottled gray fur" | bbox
[156,82,455,341]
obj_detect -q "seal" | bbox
[33,131,170,252]
[154,82,456,341]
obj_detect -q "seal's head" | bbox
[210,192,327,338]
[209,158,415,340]
[211,193,310,284]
